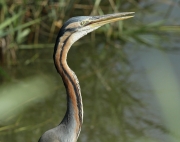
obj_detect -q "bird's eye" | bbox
[80,21,86,26]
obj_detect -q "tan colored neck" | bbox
[54,33,83,139]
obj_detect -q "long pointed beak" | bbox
[89,12,134,27]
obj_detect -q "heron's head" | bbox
[56,12,134,45]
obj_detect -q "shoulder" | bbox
[38,129,60,142]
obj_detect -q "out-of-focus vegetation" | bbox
[0,75,54,122]
[0,0,180,142]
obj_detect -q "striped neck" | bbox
[54,31,83,140]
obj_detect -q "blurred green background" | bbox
[0,0,180,142]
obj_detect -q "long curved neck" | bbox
[54,32,83,140]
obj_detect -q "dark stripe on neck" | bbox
[59,34,82,125]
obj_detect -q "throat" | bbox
[60,71,83,140]
[61,68,83,123]
[54,33,83,140]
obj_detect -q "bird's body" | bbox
[39,12,134,142]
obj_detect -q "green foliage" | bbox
[0,75,54,122]
[0,0,180,142]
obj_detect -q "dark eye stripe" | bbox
[65,27,78,32]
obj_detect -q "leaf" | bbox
[0,12,22,30]
[17,28,31,44]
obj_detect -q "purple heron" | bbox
[39,12,134,142]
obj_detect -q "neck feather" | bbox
[54,32,83,140]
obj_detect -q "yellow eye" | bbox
[80,21,86,26]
